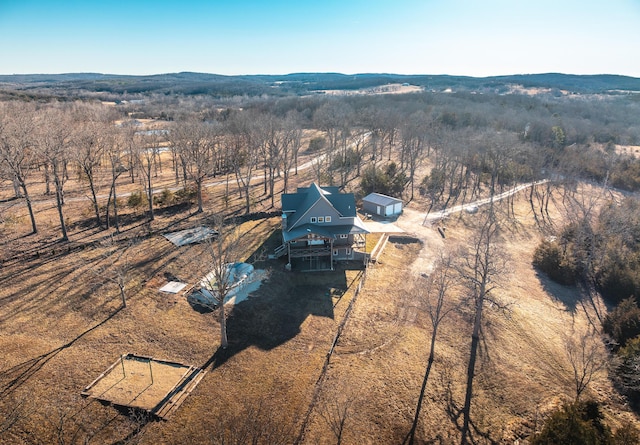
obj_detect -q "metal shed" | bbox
[362,193,403,217]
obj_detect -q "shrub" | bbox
[360,162,406,197]
[153,188,175,206]
[174,185,197,204]
[531,400,611,445]
[596,263,640,306]
[308,136,326,152]
[533,240,578,285]
[127,190,148,208]
[611,336,640,410]
[602,298,640,348]
[612,421,640,444]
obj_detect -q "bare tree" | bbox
[0,102,39,234]
[458,208,506,445]
[564,327,608,401]
[209,395,294,445]
[73,106,111,228]
[201,218,241,349]
[104,126,128,232]
[400,111,428,200]
[262,113,285,207]
[134,130,164,222]
[318,385,355,445]
[281,110,303,191]
[313,101,353,185]
[37,106,73,240]
[90,234,137,308]
[405,250,459,445]
[226,112,262,214]
[171,119,220,213]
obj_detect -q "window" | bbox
[325,216,332,222]
[318,216,324,223]
[333,250,338,256]
[310,217,317,223]
[339,234,348,239]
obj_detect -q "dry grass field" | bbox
[1,135,639,444]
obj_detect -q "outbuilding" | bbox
[362,192,403,218]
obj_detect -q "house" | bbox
[275,183,369,271]
[362,192,403,218]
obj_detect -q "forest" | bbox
[1,74,640,444]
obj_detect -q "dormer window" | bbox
[318,217,324,223]
[310,217,317,223]
[325,216,331,222]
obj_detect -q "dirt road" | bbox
[393,181,545,276]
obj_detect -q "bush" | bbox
[531,400,611,445]
[533,240,578,285]
[611,337,640,410]
[174,185,197,204]
[153,188,175,206]
[612,422,640,444]
[360,162,406,197]
[127,190,148,209]
[596,265,640,306]
[308,136,326,152]
[602,298,640,348]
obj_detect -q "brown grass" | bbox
[1,137,639,443]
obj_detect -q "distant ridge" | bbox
[1,72,639,97]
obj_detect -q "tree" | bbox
[318,385,355,445]
[0,102,39,234]
[37,106,74,240]
[226,111,262,214]
[405,251,459,445]
[201,218,241,349]
[458,209,505,445]
[73,106,111,228]
[134,130,164,222]
[171,119,220,213]
[261,113,285,206]
[360,162,406,197]
[612,337,640,411]
[104,126,127,232]
[564,328,608,401]
[399,111,428,200]
[91,235,136,308]
[313,100,354,185]
[281,110,303,192]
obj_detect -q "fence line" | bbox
[294,265,369,444]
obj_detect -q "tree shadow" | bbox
[535,271,583,314]
[0,306,123,401]
[202,267,347,370]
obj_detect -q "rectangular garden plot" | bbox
[81,354,206,419]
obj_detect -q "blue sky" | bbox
[1,0,639,77]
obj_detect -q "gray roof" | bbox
[281,183,369,242]
[363,192,402,207]
[282,183,357,228]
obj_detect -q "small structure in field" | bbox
[81,354,206,419]
[362,193,403,218]
[159,281,187,294]
[188,262,261,308]
[163,226,218,247]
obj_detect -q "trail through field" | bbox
[422,180,547,224]
[395,180,546,276]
